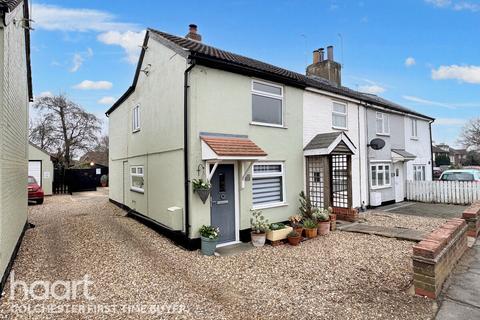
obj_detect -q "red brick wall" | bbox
[462,202,480,238]
[331,207,358,222]
[412,218,468,299]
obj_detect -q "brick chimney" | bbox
[306,45,341,86]
[185,24,202,41]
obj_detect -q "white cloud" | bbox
[425,0,480,11]
[358,84,386,94]
[434,118,467,126]
[97,96,116,105]
[97,30,146,64]
[32,4,139,32]
[402,95,480,109]
[38,91,53,98]
[405,57,416,67]
[70,48,93,73]
[431,65,480,84]
[73,80,113,90]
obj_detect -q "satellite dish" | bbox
[369,138,385,150]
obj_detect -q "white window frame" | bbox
[251,80,284,128]
[413,164,426,181]
[130,165,144,193]
[411,118,418,139]
[370,163,391,189]
[332,101,348,130]
[132,105,140,133]
[376,112,390,135]
[251,162,287,209]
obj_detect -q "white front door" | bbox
[394,163,404,202]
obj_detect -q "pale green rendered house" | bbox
[106,25,304,248]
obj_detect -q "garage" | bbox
[28,160,42,185]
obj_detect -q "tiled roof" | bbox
[392,149,416,159]
[201,136,267,157]
[106,27,433,121]
[0,0,22,11]
[304,132,342,150]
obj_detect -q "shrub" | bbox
[199,225,220,239]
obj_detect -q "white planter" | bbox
[266,226,293,241]
[251,232,266,247]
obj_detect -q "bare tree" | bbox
[459,118,480,149]
[32,94,101,167]
[29,113,57,150]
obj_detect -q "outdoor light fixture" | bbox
[90,162,95,166]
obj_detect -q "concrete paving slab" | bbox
[436,300,480,320]
[340,224,426,241]
[379,202,467,219]
[445,272,480,308]
[215,242,254,256]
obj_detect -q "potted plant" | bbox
[250,210,269,247]
[192,178,211,204]
[288,214,304,237]
[287,230,302,246]
[313,208,330,236]
[100,174,108,187]
[266,223,293,242]
[299,191,315,220]
[303,219,318,239]
[199,225,220,256]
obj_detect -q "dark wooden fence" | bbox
[53,166,108,194]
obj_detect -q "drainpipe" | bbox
[429,120,434,180]
[184,60,196,239]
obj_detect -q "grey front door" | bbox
[210,164,236,244]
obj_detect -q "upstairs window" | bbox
[376,112,390,135]
[130,166,144,192]
[411,119,418,138]
[251,80,283,126]
[132,106,140,132]
[332,102,347,129]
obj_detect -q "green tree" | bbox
[435,154,451,166]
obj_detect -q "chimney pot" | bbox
[319,48,325,62]
[186,24,202,42]
[313,50,320,64]
[327,46,334,61]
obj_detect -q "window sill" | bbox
[410,137,419,140]
[130,188,144,194]
[132,129,141,133]
[371,185,391,190]
[376,133,390,137]
[250,122,287,129]
[332,126,348,131]
[252,202,288,210]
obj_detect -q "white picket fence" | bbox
[406,180,480,205]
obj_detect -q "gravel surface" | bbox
[0,190,436,319]
[362,210,447,233]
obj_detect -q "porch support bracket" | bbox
[207,160,222,182]
[241,161,255,189]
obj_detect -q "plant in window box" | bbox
[287,230,302,246]
[192,179,211,204]
[303,219,318,239]
[250,210,269,247]
[266,222,293,242]
[313,208,330,236]
[288,214,304,237]
[199,225,220,256]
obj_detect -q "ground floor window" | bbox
[252,163,284,208]
[371,163,391,188]
[130,166,144,192]
[413,165,426,181]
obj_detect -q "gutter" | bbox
[183,60,196,238]
[429,120,434,178]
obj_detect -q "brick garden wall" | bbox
[412,218,468,299]
[462,202,480,238]
[331,207,358,222]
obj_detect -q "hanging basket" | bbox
[195,188,211,204]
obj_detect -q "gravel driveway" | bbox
[0,190,436,319]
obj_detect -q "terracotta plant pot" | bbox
[330,213,337,231]
[293,226,304,237]
[304,228,318,239]
[287,235,302,246]
[317,221,330,236]
[251,232,266,247]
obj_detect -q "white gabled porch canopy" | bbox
[303,132,357,156]
[200,134,267,188]
[391,149,416,163]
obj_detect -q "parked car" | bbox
[439,169,480,182]
[28,176,44,204]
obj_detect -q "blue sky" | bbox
[30,0,480,145]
